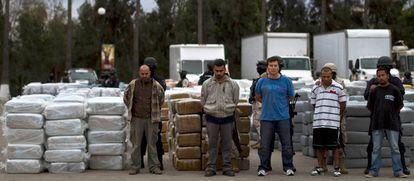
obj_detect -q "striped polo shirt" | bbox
[310,80,346,129]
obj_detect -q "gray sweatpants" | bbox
[130,117,160,171]
[206,121,233,172]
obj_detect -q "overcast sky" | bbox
[63,0,158,18]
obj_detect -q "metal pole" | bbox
[66,0,72,70]
[133,0,140,78]
[197,0,203,44]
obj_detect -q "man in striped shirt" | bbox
[310,66,346,177]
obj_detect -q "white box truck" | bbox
[169,44,225,82]
[241,33,312,81]
[313,29,398,81]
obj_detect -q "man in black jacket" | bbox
[363,56,410,175]
[198,62,214,85]
[141,57,166,170]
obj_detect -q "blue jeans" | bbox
[370,130,403,176]
[258,120,295,171]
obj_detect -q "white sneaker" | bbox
[285,169,295,176]
[257,169,268,176]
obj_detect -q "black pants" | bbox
[366,132,408,171]
[141,122,164,169]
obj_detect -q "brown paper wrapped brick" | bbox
[169,93,190,100]
[175,114,201,133]
[240,145,250,158]
[161,121,168,133]
[176,133,201,147]
[176,146,201,159]
[161,108,169,119]
[161,132,168,143]
[201,140,208,154]
[237,103,252,117]
[175,99,203,115]
[237,117,250,133]
[239,133,250,145]
[175,159,201,171]
[163,143,169,153]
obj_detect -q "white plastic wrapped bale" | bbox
[42,83,59,95]
[20,94,55,102]
[46,136,87,150]
[6,159,43,174]
[87,131,126,143]
[6,129,45,144]
[5,98,46,114]
[6,113,44,129]
[22,82,42,95]
[346,101,370,117]
[48,162,86,173]
[400,107,414,123]
[88,115,125,131]
[87,97,126,115]
[101,88,121,97]
[89,87,103,97]
[53,95,86,103]
[88,143,125,155]
[44,149,86,162]
[402,123,414,136]
[295,101,313,112]
[346,117,370,132]
[89,155,123,170]
[43,102,86,120]
[7,144,44,159]
[45,119,87,136]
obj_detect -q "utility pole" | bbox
[66,0,72,70]
[133,0,140,78]
[197,0,203,44]
[321,0,326,32]
[261,0,266,33]
[1,0,10,101]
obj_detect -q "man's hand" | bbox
[370,84,377,92]
[315,79,321,86]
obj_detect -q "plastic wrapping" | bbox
[44,149,86,162]
[19,94,55,102]
[6,159,43,174]
[46,136,87,150]
[43,102,86,120]
[53,95,86,103]
[45,119,87,136]
[101,88,121,97]
[87,131,125,143]
[86,97,126,115]
[88,115,125,131]
[48,162,86,173]
[89,155,123,170]
[89,87,103,97]
[5,98,46,113]
[88,143,125,155]
[7,144,44,159]
[22,82,42,95]
[42,83,59,95]
[6,129,45,144]
[6,113,44,129]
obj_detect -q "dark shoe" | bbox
[205,170,216,177]
[403,168,411,175]
[141,162,145,169]
[150,168,162,175]
[364,168,369,175]
[128,169,139,175]
[223,170,235,177]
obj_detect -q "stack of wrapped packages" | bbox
[86,97,127,170]
[43,94,88,173]
[172,99,203,171]
[234,103,252,170]
[160,104,170,153]
[4,95,52,173]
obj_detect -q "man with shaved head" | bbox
[124,64,165,175]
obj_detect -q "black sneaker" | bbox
[205,170,216,177]
[223,170,235,177]
[403,168,411,175]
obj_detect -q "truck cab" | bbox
[280,56,313,81]
[350,56,400,80]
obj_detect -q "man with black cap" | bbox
[198,61,214,85]
[140,57,166,170]
[363,56,410,175]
